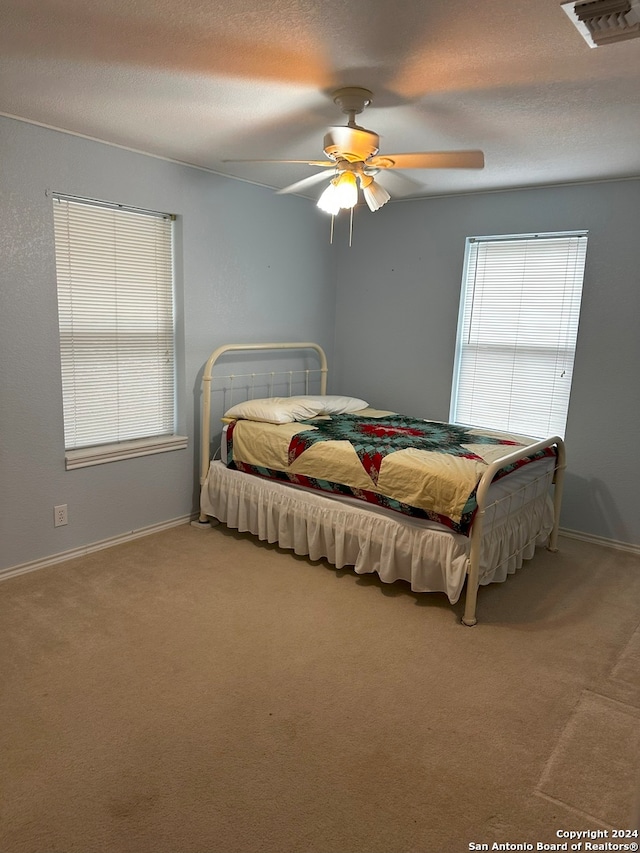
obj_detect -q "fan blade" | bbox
[368,150,485,170]
[368,169,424,198]
[277,171,334,195]
[221,158,334,166]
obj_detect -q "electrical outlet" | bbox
[54,504,68,527]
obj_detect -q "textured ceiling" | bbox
[1,0,640,201]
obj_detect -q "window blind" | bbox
[450,232,587,439]
[53,195,176,451]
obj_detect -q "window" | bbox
[53,194,186,469]
[450,231,587,439]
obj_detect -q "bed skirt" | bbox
[200,461,554,604]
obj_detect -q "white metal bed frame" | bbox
[196,342,566,626]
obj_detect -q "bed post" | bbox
[192,345,221,525]
[546,437,566,553]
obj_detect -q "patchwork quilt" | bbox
[225,410,555,535]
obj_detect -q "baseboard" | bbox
[0,514,196,583]
[559,527,640,556]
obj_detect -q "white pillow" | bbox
[223,394,368,424]
[297,395,369,415]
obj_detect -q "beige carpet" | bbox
[1,525,639,853]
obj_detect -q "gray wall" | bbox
[332,181,640,547]
[0,116,336,570]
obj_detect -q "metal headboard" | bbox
[198,342,328,486]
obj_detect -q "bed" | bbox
[196,342,566,625]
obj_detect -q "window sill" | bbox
[65,435,188,470]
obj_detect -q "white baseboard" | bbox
[559,527,640,556]
[0,514,196,583]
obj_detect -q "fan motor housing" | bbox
[323,126,380,163]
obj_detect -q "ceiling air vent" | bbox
[561,0,640,46]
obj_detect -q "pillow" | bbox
[296,395,369,415]
[223,397,310,424]
[223,394,368,424]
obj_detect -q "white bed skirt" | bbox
[200,461,554,604]
[201,462,553,604]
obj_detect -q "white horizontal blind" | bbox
[53,195,175,450]
[451,232,587,439]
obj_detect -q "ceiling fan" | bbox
[223,87,484,214]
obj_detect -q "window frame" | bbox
[450,230,588,440]
[52,192,187,469]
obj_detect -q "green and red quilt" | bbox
[225,410,555,535]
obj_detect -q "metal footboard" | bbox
[461,436,566,626]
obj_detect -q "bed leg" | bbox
[462,519,482,626]
[462,584,479,626]
[191,514,219,529]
